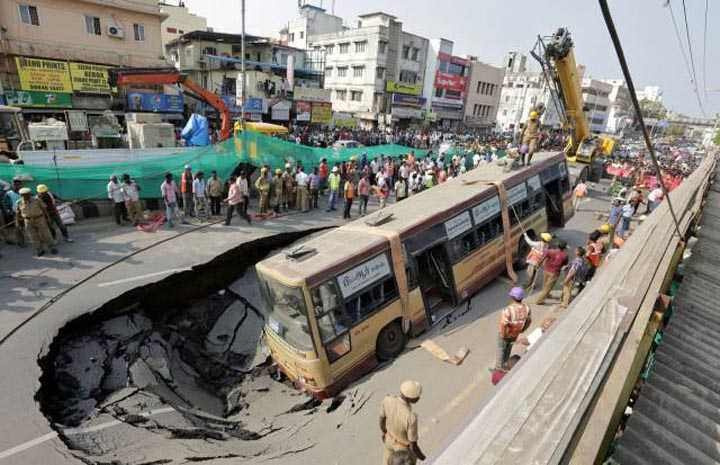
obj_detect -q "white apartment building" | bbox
[159,1,208,56]
[581,77,612,133]
[636,85,663,103]
[601,79,632,134]
[307,11,428,127]
[463,59,505,133]
[285,4,343,51]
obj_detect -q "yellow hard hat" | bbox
[530,111,539,119]
[36,184,48,193]
[599,224,611,234]
[400,380,422,399]
[540,232,552,242]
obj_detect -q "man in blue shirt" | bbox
[607,198,624,242]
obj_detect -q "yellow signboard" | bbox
[15,57,72,93]
[311,102,332,124]
[386,80,422,96]
[69,62,110,93]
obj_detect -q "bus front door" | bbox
[414,245,456,324]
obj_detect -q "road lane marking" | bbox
[0,407,175,461]
[97,268,190,287]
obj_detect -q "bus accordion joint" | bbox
[284,245,316,260]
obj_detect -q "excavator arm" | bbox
[112,68,231,141]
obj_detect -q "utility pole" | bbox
[240,0,246,127]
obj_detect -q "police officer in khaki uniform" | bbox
[271,169,284,214]
[16,187,57,256]
[379,380,426,465]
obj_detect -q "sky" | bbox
[182,0,720,118]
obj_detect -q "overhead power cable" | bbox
[702,0,709,100]
[598,0,683,240]
[665,1,706,116]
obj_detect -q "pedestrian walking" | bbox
[160,173,179,228]
[121,175,143,226]
[496,287,531,370]
[16,187,56,256]
[326,166,340,212]
[358,174,370,215]
[561,247,586,309]
[36,184,73,243]
[181,165,194,217]
[224,175,251,225]
[193,171,209,222]
[534,240,569,305]
[107,175,129,225]
[523,232,551,290]
[207,171,224,216]
[573,180,587,211]
[237,171,250,218]
[379,380,426,465]
[343,177,355,219]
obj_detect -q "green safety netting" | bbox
[0,131,427,200]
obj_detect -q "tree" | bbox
[639,98,667,120]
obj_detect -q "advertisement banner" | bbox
[16,57,72,93]
[5,90,72,108]
[221,95,242,113]
[127,92,184,112]
[244,97,264,113]
[311,102,332,124]
[437,52,469,66]
[271,101,291,121]
[293,86,331,102]
[295,101,311,121]
[392,93,427,107]
[69,63,111,93]
[434,71,467,92]
[385,80,422,96]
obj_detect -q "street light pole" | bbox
[240,0,246,127]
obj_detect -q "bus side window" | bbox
[346,276,399,322]
[447,230,478,263]
[313,282,351,345]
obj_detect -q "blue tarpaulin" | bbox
[181,113,210,146]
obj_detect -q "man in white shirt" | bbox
[193,171,209,221]
[646,185,664,213]
[473,153,481,168]
[295,167,309,212]
[121,174,143,226]
[107,175,128,225]
[236,171,250,219]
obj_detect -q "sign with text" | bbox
[337,254,391,298]
[244,97,264,113]
[127,92,184,112]
[16,57,72,92]
[5,90,72,108]
[472,196,501,224]
[69,63,110,93]
[386,80,422,96]
[444,211,473,240]
[527,175,542,192]
[295,101,311,121]
[434,71,467,93]
[311,102,332,124]
[294,86,331,102]
[507,182,528,205]
[392,93,427,107]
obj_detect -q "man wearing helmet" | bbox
[16,187,57,256]
[520,104,544,166]
[496,287,531,371]
[36,184,73,243]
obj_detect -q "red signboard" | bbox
[434,71,467,92]
[437,52,468,66]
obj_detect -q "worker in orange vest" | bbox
[180,165,194,218]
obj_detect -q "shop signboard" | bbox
[311,102,332,124]
[391,106,422,119]
[295,101,311,121]
[434,71,467,93]
[392,94,427,107]
[221,95,242,113]
[15,57,72,93]
[271,101,291,121]
[244,97,264,113]
[293,86,331,102]
[66,110,89,132]
[69,63,110,93]
[5,90,72,108]
[126,92,184,112]
[385,80,422,96]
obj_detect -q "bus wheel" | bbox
[376,321,407,361]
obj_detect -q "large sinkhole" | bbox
[36,228,347,464]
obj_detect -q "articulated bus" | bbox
[255,151,574,397]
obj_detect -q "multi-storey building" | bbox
[581,77,612,133]
[636,85,663,103]
[0,0,167,147]
[422,38,469,129]
[462,58,504,133]
[307,11,428,128]
[159,1,208,57]
[601,79,632,134]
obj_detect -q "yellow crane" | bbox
[531,27,615,182]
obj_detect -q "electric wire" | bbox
[702,0,709,100]
[599,0,684,240]
[668,0,707,115]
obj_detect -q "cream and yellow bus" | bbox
[255,151,573,397]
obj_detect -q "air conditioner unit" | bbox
[107,25,125,39]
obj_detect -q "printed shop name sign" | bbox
[472,196,501,224]
[337,254,391,298]
[69,63,110,93]
[16,57,72,93]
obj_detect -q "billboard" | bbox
[434,71,467,93]
[244,97,264,113]
[392,94,427,107]
[15,57,72,93]
[294,86,331,102]
[126,92,184,112]
[311,102,332,124]
[386,80,422,96]
[296,101,311,121]
[69,63,110,93]
[5,90,72,108]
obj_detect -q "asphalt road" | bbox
[0,185,613,465]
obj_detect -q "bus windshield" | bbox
[258,276,314,352]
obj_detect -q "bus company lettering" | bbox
[337,254,391,298]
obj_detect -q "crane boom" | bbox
[111,68,232,141]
